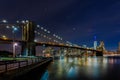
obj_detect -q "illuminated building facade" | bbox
[117,42,120,54]
[94,36,97,50]
[94,41,97,50]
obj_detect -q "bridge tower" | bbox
[95,41,104,56]
[98,41,105,51]
[21,21,36,56]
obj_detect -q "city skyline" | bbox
[0,0,120,51]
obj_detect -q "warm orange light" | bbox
[45,53,51,57]
[1,35,7,40]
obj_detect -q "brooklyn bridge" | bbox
[0,20,103,57]
[0,20,105,80]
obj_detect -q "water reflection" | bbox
[40,70,49,80]
[40,57,120,80]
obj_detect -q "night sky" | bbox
[0,0,120,51]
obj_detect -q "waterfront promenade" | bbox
[0,57,52,80]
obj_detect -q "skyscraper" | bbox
[119,42,120,51]
[94,36,97,50]
[117,42,120,54]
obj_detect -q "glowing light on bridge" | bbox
[34,31,37,33]
[44,29,47,32]
[6,26,10,29]
[38,32,40,35]
[16,20,19,23]
[41,27,44,30]
[2,19,7,23]
[53,34,56,37]
[47,31,50,33]
[13,27,18,31]
[37,25,40,28]
[43,35,46,38]
[26,20,29,23]
[21,20,25,23]
[34,39,38,42]
[49,38,51,40]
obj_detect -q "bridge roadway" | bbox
[0,38,101,52]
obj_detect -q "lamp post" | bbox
[43,44,46,57]
[13,43,18,57]
[12,27,18,57]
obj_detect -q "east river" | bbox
[13,56,120,80]
[40,56,120,80]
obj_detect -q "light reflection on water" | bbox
[40,57,120,80]
[40,70,49,80]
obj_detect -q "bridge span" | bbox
[0,20,103,57]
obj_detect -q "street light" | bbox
[34,39,37,42]
[1,35,7,40]
[43,44,46,57]
[12,27,18,57]
[13,43,18,57]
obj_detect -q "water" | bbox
[40,56,120,80]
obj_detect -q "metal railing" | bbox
[0,57,49,74]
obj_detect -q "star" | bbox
[72,28,76,31]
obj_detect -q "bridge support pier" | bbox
[77,49,81,56]
[59,48,67,57]
[21,42,36,56]
[96,51,103,56]
[21,21,36,56]
[84,50,88,56]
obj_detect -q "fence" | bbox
[0,57,50,74]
